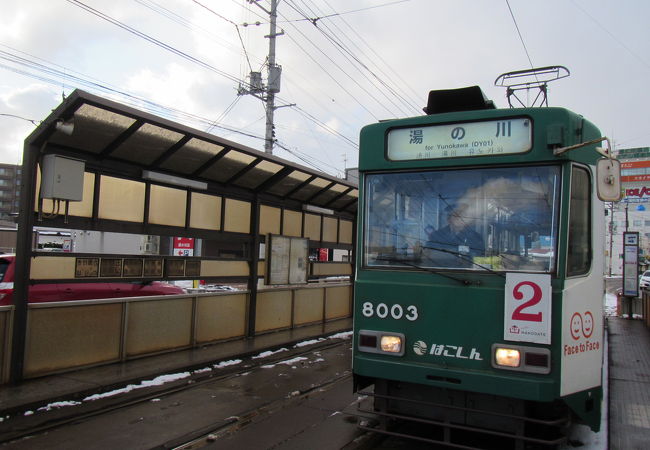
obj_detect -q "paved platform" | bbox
[0,319,352,416]
[608,317,650,450]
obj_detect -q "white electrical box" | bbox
[41,154,85,201]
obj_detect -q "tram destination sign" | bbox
[387,118,532,161]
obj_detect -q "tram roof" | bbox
[25,89,358,215]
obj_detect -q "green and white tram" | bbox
[352,83,620,448]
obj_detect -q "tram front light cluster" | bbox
[380,335,403,353]
[357,330,405,356]
[495,347,521,368]
[492,344,551,374]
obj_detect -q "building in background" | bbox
[606,147,650,276]
[0,163,21,223]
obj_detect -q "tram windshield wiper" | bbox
[421,245,506,278]
[375,255,476,285]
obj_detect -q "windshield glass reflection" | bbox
[363,165,561,272]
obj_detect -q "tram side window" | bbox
[567,167,591,276]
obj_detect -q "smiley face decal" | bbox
[582,311,594,338]
[569,311,594,340]
[570,312,583,340]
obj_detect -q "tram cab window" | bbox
[363,166,561,272]
[567,166,591,276]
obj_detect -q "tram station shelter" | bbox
[1,90,357,383]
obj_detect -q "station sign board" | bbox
[622,232,639,297]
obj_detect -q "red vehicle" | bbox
[0,254,185,306]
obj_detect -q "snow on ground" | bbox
[261,356,308,369]
[252,348,288,359]
[604,292,618,317]
[294,338,325,348]
[37,400,82,412]
[327,331,353,340]
[213,359,242,369]
[83,372,191,401]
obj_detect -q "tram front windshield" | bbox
[363,165,561,272]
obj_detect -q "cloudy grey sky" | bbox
[1,0,648,176]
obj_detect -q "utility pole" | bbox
[264,0,279,154]
[240,0,293,154]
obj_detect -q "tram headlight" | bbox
[357,330,405,356]
[495,347,521,368]
[380,335,403,353]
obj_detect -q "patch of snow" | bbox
[294,338,325,348]
[327,331,353,340]
[83,372,191,401]
[37,401,81,412]
[275,356,308,366]
[193,367,212,374]
[253,348,288,359]
[213,359,242,369]
[24,411,33,416]
[604,293,618,316]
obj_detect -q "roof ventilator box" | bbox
[40,154,85,201]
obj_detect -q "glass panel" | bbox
[111,124,184,165]
[49,104,136,154]
[567,167,591,276]
[291,177,331,201]
[308,183,349,205]
[329,190,358,209]
[234,160,283,189]
[267,170,311,196]
[363,165,561,272]
[160,138,225,175]
[201,150,256,182]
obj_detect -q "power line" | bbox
[64,0,356,156]
[570,0,650,70]
[292,0,417,116]
[321,0,422,110]
[505,0,535,70]
[278,2,390,119]
[190,0,254,73]
[65,0,249,87]
[0,113,39,126]
[263,0,414,25]
[0,47,267,141]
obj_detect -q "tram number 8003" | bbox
[361,302,419,321]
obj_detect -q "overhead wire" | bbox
[282,0,401,118]
[0,113,39,126]
[271,13,381,121]
[569,0,650,70]
[64,0,358,157]
[0,46,267,141]
[291,0,415,116]
[505,0,535,70]
[190,0,254,73]
[170,0,359,151]
[321,0,422,110]
[280,0,398,118]
[65,0,247,87]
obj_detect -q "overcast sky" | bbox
[1,0,648,176]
